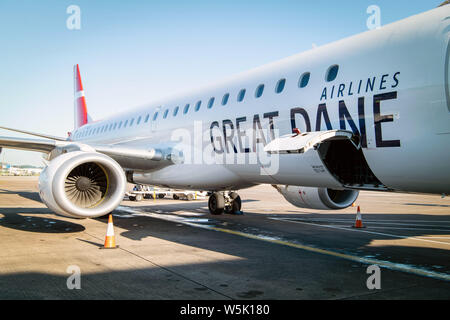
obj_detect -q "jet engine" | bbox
[38,151,126,218]
[273,185,359,210]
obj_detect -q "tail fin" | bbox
[73,64,90,129]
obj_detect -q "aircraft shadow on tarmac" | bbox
[0,188,42,203]
[92,200,450,273]
[0,197,449,299]
[0,207,85,233]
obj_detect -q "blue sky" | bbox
[0,0,442,166]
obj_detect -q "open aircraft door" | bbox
[263,130,386,191]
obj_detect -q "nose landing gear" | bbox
[208,192,242,215]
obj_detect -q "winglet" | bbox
[74,64,89,129]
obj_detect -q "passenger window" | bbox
[255,84,264,98]
[124,120,128,128]
[275,79,286,94]
[113,123,117,130]
[163,109,169,119]
[129,118,134,126]
[222,93,230,105]
[137,116,142,125]
[299,72,311,88]
[144,114,150,123]
[195,101,202,112]
[237,89,246,102]
[153,112,159,120]
[173,106,179,116]
[118,121,123,129]
[183,103,190,114]
[326,65,339,82]
[207,97,215,109]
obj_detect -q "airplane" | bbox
[0,4,449,219]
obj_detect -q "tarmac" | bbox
[0,176,449,299]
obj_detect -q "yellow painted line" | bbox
[116,207,450,282]
[210,227,450,282]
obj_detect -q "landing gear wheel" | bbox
[173,194,179,200]
[208,192,225,215]
[225,192,242,214]
[187,194,194,201]
[158,194,165,199]
[135,194,143,202]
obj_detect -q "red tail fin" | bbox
[74,64,89,129]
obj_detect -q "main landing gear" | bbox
[208,192,242,215]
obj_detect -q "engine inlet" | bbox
[64,162,108,208]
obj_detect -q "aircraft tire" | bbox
[225,192,242,214]
[209,192,225,215]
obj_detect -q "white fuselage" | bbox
[70,7,450,195]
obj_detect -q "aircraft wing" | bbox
[0,126,67,141]
[0,135,172,171]
[0,136,60,153]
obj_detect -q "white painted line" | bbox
[270,218,450,246]
[312,223,450,232]
[278,217,450,226]
[348,226,450,232]
[117,206,215,230]
[416,237,450,240]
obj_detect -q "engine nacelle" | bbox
[274,185,359,210]
[38,151,126,219]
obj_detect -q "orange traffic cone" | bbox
[101,214,119,249]
[352,206,366,228]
